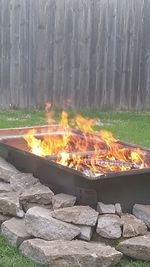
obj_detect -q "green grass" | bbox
[0,109,46,128]
[0,108,149,147]
[80,110,150,148]
[0,235,41,267]
[0,108,150,267]
[0,235,150,267]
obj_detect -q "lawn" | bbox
[0,235,41,267]
[0,108,149,148]
[0,108,150,267]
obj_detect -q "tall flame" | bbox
[23,107,149,177]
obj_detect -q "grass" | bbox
[0,108,150,267]
[0,108,150,148]
[0,236,150,267]
[0,109,46,129]
[80,110,150,148]
[0,235,41,267]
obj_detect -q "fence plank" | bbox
[1,0,11,107]
[10,0,21,107]
[0,0,2,106]
[0,0,150,110]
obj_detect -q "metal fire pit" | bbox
[0,125,150,212]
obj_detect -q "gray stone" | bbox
[0,192,24,217]
[10,173,38,193]
[96,214,122,239]
[51,206,98,226]
[92,232,122,248]
[133,204,150,228]
[97,202,115,214]
[0,182,12,193]
[52,193,76,210]
[0,166,18,183]
[22,202,53,212]
[78,225,93,241]
[16,206,25,218]
[0,213,11,224]
[121,214,147,238]
[25,206,80,241]
[117,234,150,261]
[20,238,122,267]
[19,183,54,209]
[1,218,31,247]
[0,157,17,172]
[0,158,19,183]
[115,203,122,216]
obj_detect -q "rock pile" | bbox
[0,157,150,266]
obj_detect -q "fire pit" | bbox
[0,110,150,212]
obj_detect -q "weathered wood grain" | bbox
[0,0,150,110]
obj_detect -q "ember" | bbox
[23,106,149,177]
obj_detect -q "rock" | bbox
[96,214,122,239]
[0,192,24,217]
[22,202,53,212]
[0,213,11,224]
[121,214,147,238]
[16,206,25,218]
[51,206,98,226]
[1,218,31,247]
[92,232,122,248]
[0,158,19,183]
[10,173,38,193]
[133,204,150,228]
[0,166,18,183]
[25,206,80,241]
[78,225,93,241]
[0,182,12,193]
[97,202,115,214]
[20,238,122,267]
[52,193,76,210]
[117,234,150,261]
[19,183,54,210]
[0,157,17,172]
[115,203,122,216]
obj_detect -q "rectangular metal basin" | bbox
[0,125,150,212]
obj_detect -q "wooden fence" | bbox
[0,0,150,109]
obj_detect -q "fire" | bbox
[60,111,69,129]
[75,115,97,133]
[24,107,149,177]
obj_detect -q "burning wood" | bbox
[82,159,141,169]
[79,159,142,178]
[23,108,149,177]
[45,150,107,161]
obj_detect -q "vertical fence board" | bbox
[72,0,81,107]
[45,0,55,103]
[1,0,11,107]
[19,0,29,107]
[0,0,150,110]
[10,0,21,107]
[53,0,65,106]
[28,0,38,106]
[0,0,2,106]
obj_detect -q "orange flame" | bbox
[23,108,148,177]
[75,115,97,133]
[60,111,69,129]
